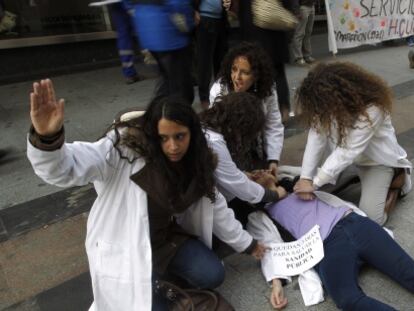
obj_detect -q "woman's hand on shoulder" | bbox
[270,279,288,309]
[293,178,315,200]
[30,79,65,136]
[250,170,287,199]
[251,170,276,188]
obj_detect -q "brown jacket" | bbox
[130,162,204,274]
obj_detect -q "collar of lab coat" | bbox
[130,162,204,213]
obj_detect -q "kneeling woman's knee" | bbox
[206,261,225,288]
[200,260,225,289]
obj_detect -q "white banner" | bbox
[325,0,414,52]
[263,225,324,277]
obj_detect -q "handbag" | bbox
[251,0,298,31]
[157,280,235,311]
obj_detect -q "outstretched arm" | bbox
[28,78,118,187]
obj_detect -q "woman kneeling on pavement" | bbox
[200,92,287,225]
[293,61,412,225]
[210,41,284,177]
[27,79,266,310]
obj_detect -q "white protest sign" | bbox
[325,0,414,52]
[263,225,324,276]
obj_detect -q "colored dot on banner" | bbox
[340,13,347,25]
[344,0,350,10]
[353,8,360,17]
[348,20,356,31]
[380,19,387,27]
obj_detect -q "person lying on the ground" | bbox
[250,174,414,310]
[27,79,266,311]
[294,61,412,225]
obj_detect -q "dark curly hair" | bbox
[109,97,217,203]
[295,61,393,147]
[200,92,265,170]
[216,41,274,100]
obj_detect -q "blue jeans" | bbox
[316,213,414,310]
[152,238,225,310]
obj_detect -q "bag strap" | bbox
[158,280,195,311]
[185,289,219,309]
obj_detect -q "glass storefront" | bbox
[0,0,328,49]
[0,0,114,48]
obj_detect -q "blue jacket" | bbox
[126,0,194,52]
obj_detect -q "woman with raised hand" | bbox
[293,62,412,225]
[210,41,284,177]
[201,92,287,225]
[27,79,266,310]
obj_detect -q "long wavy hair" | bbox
[216,41,274,100]
[295,61,393,147]
[109,97,217,203]
[200,92,265,169]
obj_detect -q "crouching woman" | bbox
[27,79,265,311]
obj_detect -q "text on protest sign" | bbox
[263,225,324,277]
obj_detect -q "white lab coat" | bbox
[209,81,284,161]
[205,129,265,203]
[27,131,253,311]
[301,106,412,194]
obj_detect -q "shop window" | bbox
[0,0,109,40]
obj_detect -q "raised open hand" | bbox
[30,79,65,136]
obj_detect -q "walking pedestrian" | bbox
[127,0,195,104]
[291,0,316,66]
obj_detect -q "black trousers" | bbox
[274,62,290,113]
[151,46,194,105]
[238,0,291,113]
[196,16,228,102]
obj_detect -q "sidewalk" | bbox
[0,33,414,310]
[1,33,414,210]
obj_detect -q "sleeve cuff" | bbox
[243,239,258,254]
[314,170,333,188]
[261,188,279,203]
[29,125,65,151]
